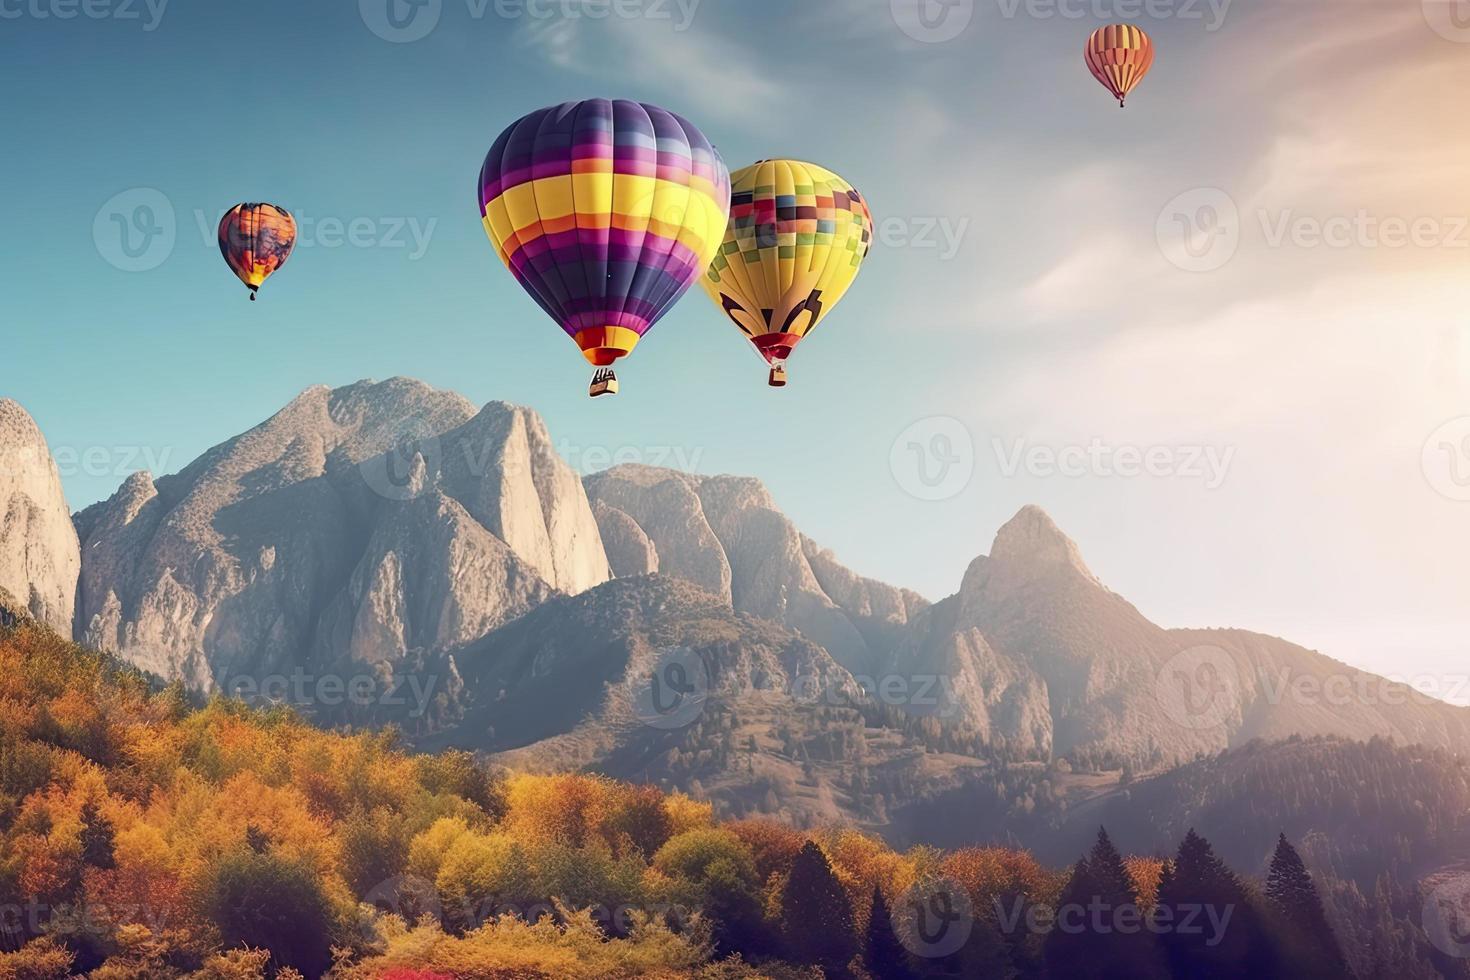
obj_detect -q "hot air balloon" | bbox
[1084,24,1155,108]
[477,100,732,397]
[700,160,872,387]
[218,203,297,300]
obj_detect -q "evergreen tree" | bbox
[78,801,115,870]
[1265,834,1350,977]
[1157,828,1278,978]
[1043,828,1167,979]
[864,884,912,980]
[780,841,857,975]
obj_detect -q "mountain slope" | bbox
[0,399,79,633]
[73,379,607,689]
[413,573,987,830]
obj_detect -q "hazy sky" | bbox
[3,1,1468,698]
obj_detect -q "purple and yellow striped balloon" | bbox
[478,100,731,396]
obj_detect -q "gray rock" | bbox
[0,399,80,634]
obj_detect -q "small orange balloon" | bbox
[218,203,297,300]
[1084,24,1155,108]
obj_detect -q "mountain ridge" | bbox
[1,379,1464,833]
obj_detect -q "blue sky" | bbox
[4,1,1469,695]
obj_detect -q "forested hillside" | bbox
[0,602,1396,978]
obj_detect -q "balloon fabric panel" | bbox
[1085,24,1155,106]
[478,99,732,368]
[701,159,872,368]
[218,204,297,297]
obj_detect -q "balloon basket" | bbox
[590,368,619,398]
[768,365,788,388]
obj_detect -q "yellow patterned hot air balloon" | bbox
[1084,24,1155,108]
[701,160,872,387]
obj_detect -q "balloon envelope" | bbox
[478,100,731,378]
[1084,24,1155,107]
[218,203,297,299]
[700,159,872,385]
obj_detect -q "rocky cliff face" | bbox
[583,465,927,675]
[65,380,1470,781]
[0,400,79,634]
[73,379,607,690]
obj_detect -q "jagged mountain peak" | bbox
[988,505,1099,585]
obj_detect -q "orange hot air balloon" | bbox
[218,203,297,300]
[1084,24,1155,108]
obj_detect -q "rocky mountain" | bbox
[72,379,607,690]
[414,574,987,830]
[0,399,79,633]
[61,378,1470,831]
[909,505,1470,770]
[584,465,927,674]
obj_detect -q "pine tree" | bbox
[1265,834,1350,977]
[79,801,115,870]
[1043,828,1167,979]
[780,841,857,974]
[1157,828,1278,978]
[864,884,911,980]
